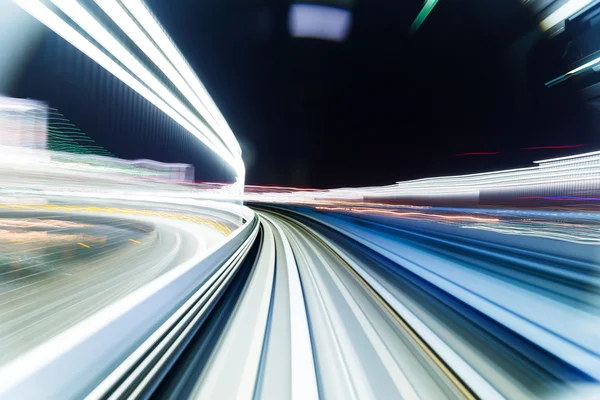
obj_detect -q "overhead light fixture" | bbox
[288,4,352,42]
[539,0,595,32]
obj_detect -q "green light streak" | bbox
[409,0,439,34]
[44,108,116,157]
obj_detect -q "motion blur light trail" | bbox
[0,203,233,235]
[13,0,244,182]
[1,146,600,399]
[522,195,600,201]
[243,149,600,209]
[520,144,585,150]
[283,206,600,396]
[2,0,600,394]
[410,0,440,33]
[0,197,235,367]
[315,205,502,223]
[538,0,596,33]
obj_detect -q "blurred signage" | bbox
[0,96,47,151]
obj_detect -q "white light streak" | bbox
[120,0,241,156]
[50,1,233,166]
[535,150,600,164]
[266,215,319,400]
[244,150,600,204]
[94,0,238,159]
[539,0,594,32]
[14,0,243,180]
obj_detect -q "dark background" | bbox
[9,0,599,187]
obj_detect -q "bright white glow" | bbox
[121,0,241,156]
[14,0,239,172]
[288,4,352,42]
[565,55,600,76]
[535,149,600,164]
[50,1,234,167]
[94,0,237,159]
[539,0,594,32]
[266,215,319,400]
[243,150,600,203]
[0,103,39,111]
